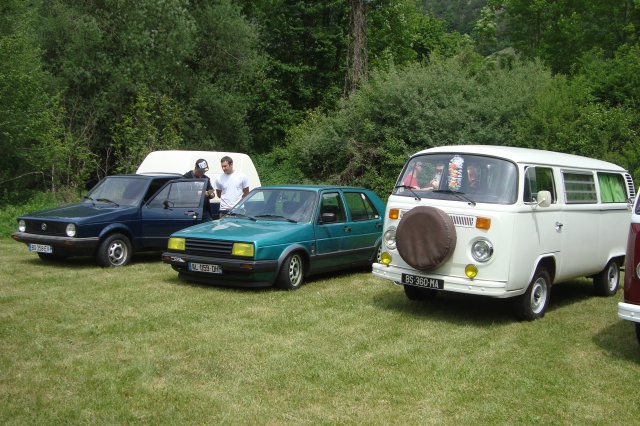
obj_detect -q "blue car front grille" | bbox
[184,238,234,257]
[23,220,68,236]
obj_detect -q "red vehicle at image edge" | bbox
[619,196,640,344]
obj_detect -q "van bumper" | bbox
[618,302,640,323]
[372,262,511,298]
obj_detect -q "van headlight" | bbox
[66,223,77,237]
[471,239,493,262]
[18,220,26,232]
[383,227,397,250]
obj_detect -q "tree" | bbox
[487,0,640,74]
[37,0,263,178]
[0,0,73,197]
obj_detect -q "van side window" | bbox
[524,167,556,203]
[563,171,597,204]
[598,173,627,203]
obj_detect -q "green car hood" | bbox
[171,218,314,244]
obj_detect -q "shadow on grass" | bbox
[18,250,166,270]
[164,264,373,293]
[593,320,640,362]
[372,278,600,326]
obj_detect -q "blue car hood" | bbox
[173,218,312,243]
[22,203,137,221]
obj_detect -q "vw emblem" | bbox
[41,223,47,231]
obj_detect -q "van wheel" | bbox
[277,253,305,290]
[513,268,551,321]
[96,233,132,267]
[593,259,620,296]
[635,323,640,345]
[403,284,439,301]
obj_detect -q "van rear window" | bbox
[598,173,627,203]
[563,172,597,204]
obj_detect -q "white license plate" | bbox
[401,274,444,290]
[188,262,222,274]
[29,244,53,254]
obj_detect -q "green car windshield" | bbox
[231,189,317,222]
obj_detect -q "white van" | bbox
[372,145,635,320]
[137,150,261,218]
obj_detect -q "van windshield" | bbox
[394,153,518,204]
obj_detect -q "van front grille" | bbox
[449,214,475,227]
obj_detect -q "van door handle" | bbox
[185,211,199,219]
[344,226,352,232]
[555,222,563,230]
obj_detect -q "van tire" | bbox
[593,259,620,297]
[395,206,457,271]
[513,268,551,321]
[403,284,439,300]
[635,323,640,345]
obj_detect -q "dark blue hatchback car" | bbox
[12,174,212,267]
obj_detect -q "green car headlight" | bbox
[168,237,186,251]
[232,243,254,257]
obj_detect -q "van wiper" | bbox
[96,198,120,207]
[83,196,96,205]
[394,185,421,201]
[433,190,476,206]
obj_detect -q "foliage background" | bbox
[2,0,640,203]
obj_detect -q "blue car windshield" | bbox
[83,177,148,207]
[232,189,317,222]
[394,153,518,204]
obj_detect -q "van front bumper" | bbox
[618,302,640,323]
[372,262,511,298]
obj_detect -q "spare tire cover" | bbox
[396,206,457,271]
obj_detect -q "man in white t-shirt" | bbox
[215,156,250,216]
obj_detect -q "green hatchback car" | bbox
[161,185,386,290]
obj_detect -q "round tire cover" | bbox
[396,206,457,271]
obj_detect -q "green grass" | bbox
[1,238,639,425]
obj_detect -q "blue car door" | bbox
[140,179,207,249]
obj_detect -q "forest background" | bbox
[3,0,640,205]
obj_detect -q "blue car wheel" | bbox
[97,233,132,267]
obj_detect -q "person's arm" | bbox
[216,189,222,198]
[242,187,249,196]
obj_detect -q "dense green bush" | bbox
[0,189,80,238]
[281,54,562,197]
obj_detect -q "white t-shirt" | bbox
[215,171,250,210]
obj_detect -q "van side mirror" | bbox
[536,190,552,208]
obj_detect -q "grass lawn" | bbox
[1,238,639,425]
